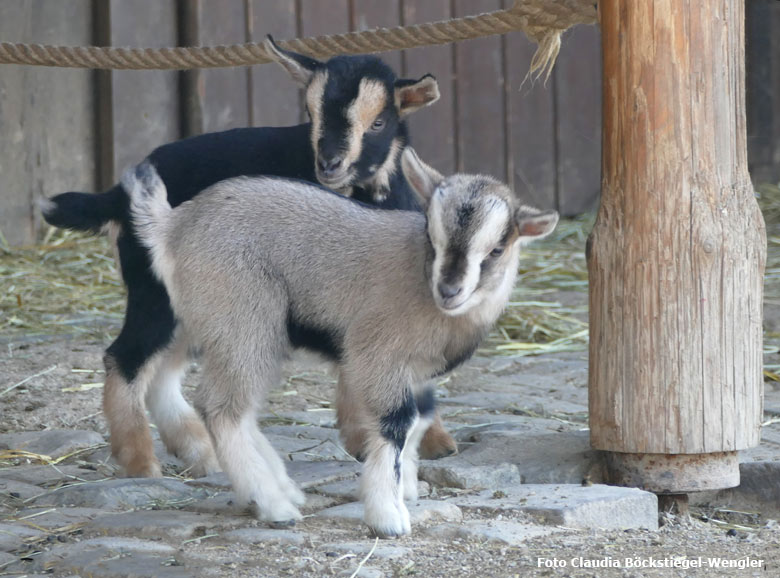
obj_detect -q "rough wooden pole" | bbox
[588,0,766,492]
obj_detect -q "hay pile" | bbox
[486,215,591,356]
[4,187,778,363]
[1,218,592,356]
[0,229,124,341]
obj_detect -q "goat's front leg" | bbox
[400,403,434,501]
[339,380,454,463]
[145,335,219,477]
[360,390,420,538]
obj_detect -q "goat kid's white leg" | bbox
[146,350,220,477]
[249,427,306,507]
[401,414,433,501]
[211,414,302,525]
[361,433,412,538]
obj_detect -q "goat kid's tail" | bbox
[122,162,176,290]
[39,186,125,233]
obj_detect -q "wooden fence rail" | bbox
[1,0,778,246]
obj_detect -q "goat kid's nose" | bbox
[438,282,462,300]
[317,155,343,175]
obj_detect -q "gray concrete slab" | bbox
[85,510,246,540]
[31,478,208,510]
[317,500,463,526]
[448,484,658,530]
[0,429,104,459]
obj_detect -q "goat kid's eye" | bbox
[489,246,505,258]
[370,118,386,132]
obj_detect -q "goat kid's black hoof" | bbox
[268,519,297,529]
[433,447,457,459]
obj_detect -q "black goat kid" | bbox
[41,38,455,478]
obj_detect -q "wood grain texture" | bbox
[351,0,401,72]
[250,0,300,127]
[772,3,780,178]
[745,0,780,182]
[0,0,95,245]
[588,0,766,455]
[453,0,506,179]
[300,0,349,38]
[109,0,179,175]
[746,0,772,176]
[401,0,456,175]
[554,24,601,216]
[8,3,777,245]
[299,0,349,125]
[197,0,250,133]
[504,28,556,209]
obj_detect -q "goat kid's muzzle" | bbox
[316,164,354,191]
[434,281,473,315]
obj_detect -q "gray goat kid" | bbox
[124,151,558,537]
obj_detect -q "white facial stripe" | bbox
[345,78,387,167]
[428,188,449,245]
[469,199,510,256]
[428,194,512,315]
[306,71,327,162]
[428,191,448,291]
[458,200,510,303]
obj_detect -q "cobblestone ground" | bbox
[2,337,780,577]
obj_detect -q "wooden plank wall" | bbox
[2,1,777,245]
[108,0,180,183]
[0,0,95,246]
[747,0,780,183]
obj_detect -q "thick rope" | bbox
[0,1,596,79]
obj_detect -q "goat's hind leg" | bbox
[104,260,177,478]
[336,374,374,461]
[418,403,458,459]
[104,297,173,478]
[198,359,302,526]
[249,429,306,507]
[103,352,161,478]
[145,334,219,477]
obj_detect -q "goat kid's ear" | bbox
[394,74,440,117]
[401,147,444,206]
[264,35,321,86]
[514,207,559,241]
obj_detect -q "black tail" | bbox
[40,185,126,233]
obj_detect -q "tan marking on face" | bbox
[371,138,402,202]
[305,70,328,163]
[344,78,388,167]
[354,79,387,127]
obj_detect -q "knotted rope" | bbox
[0,0,597,80]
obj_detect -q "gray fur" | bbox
[126,151,558,537]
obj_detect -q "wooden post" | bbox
[588,0,766,492]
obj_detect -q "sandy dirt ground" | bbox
[2,336,779,577]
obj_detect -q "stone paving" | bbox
[1,350,779,577]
